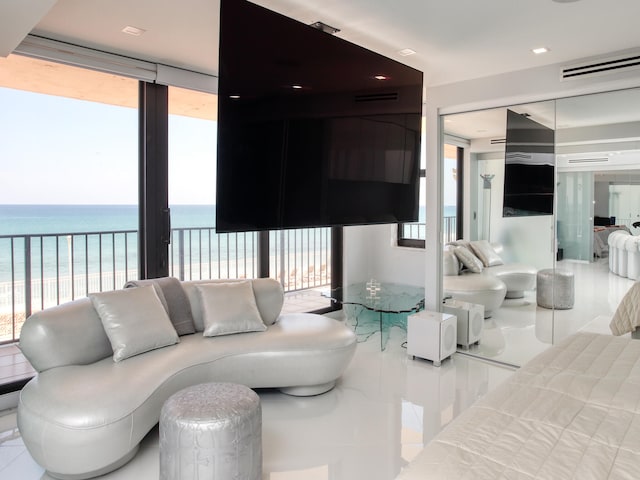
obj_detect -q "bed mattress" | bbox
[396,332,640,479]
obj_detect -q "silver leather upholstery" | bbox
[160,383,262,480]
[19,297,112,371]
[17,278,356,480]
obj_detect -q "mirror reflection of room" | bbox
[441,88,640,367]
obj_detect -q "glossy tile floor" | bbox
[0,257,629,479]
[0,330,514,480]
[462,257,634,366]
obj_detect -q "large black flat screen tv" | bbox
[502,109,555,217]
[216,0,423,232]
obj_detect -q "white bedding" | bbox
[396,333,640,480]
[610,282,640,336]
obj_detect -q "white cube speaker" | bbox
[443,299,484,348]
[407,311,457,367]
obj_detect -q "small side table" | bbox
[407,311,457,366]
[323,282,424,350]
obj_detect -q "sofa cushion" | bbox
[453,246,483,273]
[443,246,460,276]
[90,286,180,362]
[184,278,283,329]
[197,281,267,337]
[124,277,196,335]
[470,240,504,267]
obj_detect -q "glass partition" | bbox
[557,171,594,262]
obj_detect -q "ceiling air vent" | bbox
[490,138,506,145]
[354,92,398,103]
[567,157,609,164]
[561,53,640,81]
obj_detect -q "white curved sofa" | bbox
[608,229,640,280]
[443,241,537,317]
[17,278,357,480]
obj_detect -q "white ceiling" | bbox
[4,0,640,153]
[20,0,640,88]
[443,89,640,141]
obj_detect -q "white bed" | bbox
[396,332,640,479]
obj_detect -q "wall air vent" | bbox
[561,53,640,81]
[490,138,506,145]
[354,92,398,102]
[567,157,609,164]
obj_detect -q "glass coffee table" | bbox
[324,281,425,350]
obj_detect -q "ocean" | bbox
[0,204,333,290]
[0,204,335,340]
[0,204,444,237]
[0,204,438,285]
[0,205,246,285]
[0,204,442,335]
[0,204,216,236]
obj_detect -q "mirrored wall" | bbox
[441,88,640,366]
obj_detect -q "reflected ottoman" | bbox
[536,268,574,309]
[160,382,262,480]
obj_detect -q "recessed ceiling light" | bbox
[229,95,241,99]
[122,25,146,36]
[373,75,390,81]
[532,47,549,54]
[398,48,416,57]
[292,85,303,89]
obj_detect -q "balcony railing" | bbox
[400,216,457,244]
[0,226,331,344]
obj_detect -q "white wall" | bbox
[610,184,640,228]
[343,50,640,312]
[594,181,610,218]
[344,224,426,287]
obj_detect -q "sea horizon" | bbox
[0,203,441,237]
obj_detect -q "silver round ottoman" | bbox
[160,383,262,480]
[536,268,574,309]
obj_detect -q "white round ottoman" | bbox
[536,268,574,309]
[160,383,262,480]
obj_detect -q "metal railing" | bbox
[0,226,331,344]
[399,216,457,244]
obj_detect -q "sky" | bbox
[0,85,455,208]
[0,87,217,205]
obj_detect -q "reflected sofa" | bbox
[443,241,537,317]
[17,277,357,480]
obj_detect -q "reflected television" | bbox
[502,109,555,217]
[215,0,423,232]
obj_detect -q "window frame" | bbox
[397,167,426,248]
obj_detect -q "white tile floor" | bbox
[461,257,635,366]
[0,331,514,480]
[0,256,630,480]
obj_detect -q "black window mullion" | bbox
[456,146,464,240]
[138,82,169,280]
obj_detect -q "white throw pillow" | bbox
[453,245,483,273]
[470,240,504,267]
[90,285,179,362]
[197,281,267,337]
